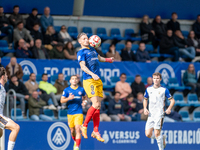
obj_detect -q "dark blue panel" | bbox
[1,0,74,15]
[84,0,200,20]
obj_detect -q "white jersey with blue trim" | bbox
[0,84,6,115]
[144,85,172,117]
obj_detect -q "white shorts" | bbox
[0,115,11,129]
[145,116,164,130]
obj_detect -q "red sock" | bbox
[92,109,100,132]
[72,136,76,141]
[76,139,81,147]
[83,106,96,127]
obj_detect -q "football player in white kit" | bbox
[143,72,175,150]
[0,67,20,150]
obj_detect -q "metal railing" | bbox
[6,89,17,120]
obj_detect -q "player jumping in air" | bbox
[0,67,20,150]
[143,72,175,150]
[60,75,87,150]
[77,33,114,142]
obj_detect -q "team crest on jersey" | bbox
[78,91,82,95]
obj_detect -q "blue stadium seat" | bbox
[187,94,200,106]
[193,111,200,122]
[11,108,24,120]
[173,93,189,106]
[131,44,139,52]
[126,76,134,85]
[179,110,191,122]
[22,75,30,83]
[110,28,125,41]
[101,76,114,89]
[167,77,187,90]
[115,43,125,53]
[182,30,189,38]
[43,109,55,120]
[142,77,147,84]
[54,26,61,33]
[0,40,15,53]
[104,91,112,97]
[124,29,141,41]
[96,28,111,40]
[110,76,120,87]
[145,44,154,52]
[36,74,42,84]
[58,109,68,121]
[101,43,110,54]
[82,27,93,38]
[50,75,58,85]
[149,46,161,58]
[67,26,78,39]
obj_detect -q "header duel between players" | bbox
[77,33,114,142]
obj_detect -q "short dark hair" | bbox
[152,72,162,79]
[32,8,38,12]
[10,74,17,79]
[135,74,141,78]
[33,23,40,26]
[13,5,19,9]
[42,73,48,77]
[171,12,177,16]
[115,91,121,95]
[125,40,132,45]
[70,75,78,79]
[0,67,6,78]
[127,94,134,99]
[120,73,126,77]
[139,42,145,46]
[17,21,23,26]
[0,6,3,9]
[29,73,35,77]
[77,32,87,40]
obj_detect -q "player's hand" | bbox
[110,57,114,63]
[68,93,74,100]
[92,74,99,80]
[144,108,149,115]
[165,108,171,114]
[25,95,29,99]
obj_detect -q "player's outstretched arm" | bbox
[98,55,114,63]
[143,98,149,115]
[79,61,99,80]
[165,98,175,114]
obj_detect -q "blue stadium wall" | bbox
[5,121,200,150]
[1,0,200,19]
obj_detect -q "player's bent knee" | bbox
[14,124,20,132]
[145,131,152,138]
[75,126,81,133]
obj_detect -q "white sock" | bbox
[7,141,15,150]
[151,131,155,139]
[156,135,163,150]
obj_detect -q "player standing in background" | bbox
[60,75,87,150]
[0,67,20,150]
[143,72,175,150]
[77,33,114,142]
